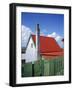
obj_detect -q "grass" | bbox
[21,56,64,77]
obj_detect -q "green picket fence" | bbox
[43,57,64,76]
[21,62,32,77]
[21,56,64,77]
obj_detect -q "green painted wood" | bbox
[21,63,32,77]
[21,56,64,77]
[34,61,41,76]
[44,61,49,76]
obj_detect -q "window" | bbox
[22,59,25,64]
[31,43,33,48]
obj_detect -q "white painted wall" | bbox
[25,37,37,63]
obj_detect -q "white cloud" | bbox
[21,25,32,47]
[48,32,63,48]
[48,32,62,41]
[55,36,61,41]
[48,32,56,38]
[21,25,45,47]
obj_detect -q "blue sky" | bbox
[21,12,64,48]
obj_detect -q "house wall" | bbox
[25,37,37,63]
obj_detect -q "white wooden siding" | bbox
[24,37,37,63]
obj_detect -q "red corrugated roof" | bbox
[32,35,63,54]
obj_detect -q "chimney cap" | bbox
[37,24,40,29]
[37,24,39,26]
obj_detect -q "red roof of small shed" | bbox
[32,35,63,54]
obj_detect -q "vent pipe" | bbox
[36,24,40,60]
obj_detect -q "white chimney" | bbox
[36,24,40,60]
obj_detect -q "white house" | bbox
[22,24,64,63]
[23,24,40,63]
[24,35,37,63]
